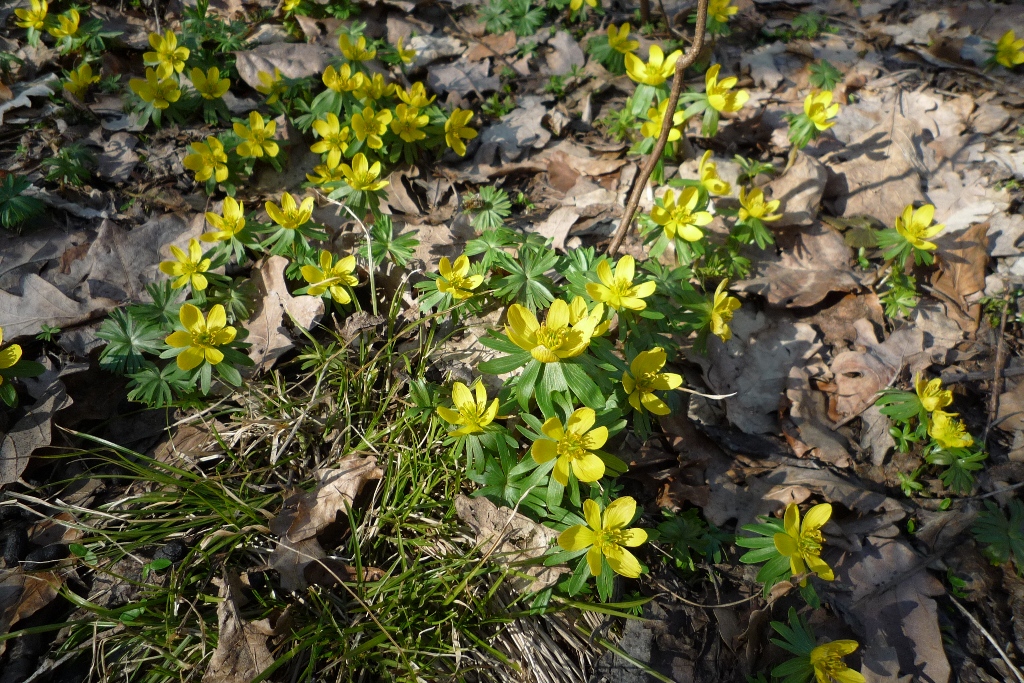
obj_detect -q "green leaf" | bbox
[0,174,45,229]
[561,361,604,410]
[97,308,167,375]
[478,352,531,375]
[973,500,1024,572]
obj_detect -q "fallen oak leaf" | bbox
[245,255,324,372]
[281,456,384,543]
[0,569,64,657]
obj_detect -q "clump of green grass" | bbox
[12,305,607,682]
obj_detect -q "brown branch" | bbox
[607,0,710,256]
[639,0,651,25]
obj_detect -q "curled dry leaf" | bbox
[832,536,950,683]
[931,221,989,332]
[738,222,859,308]
[246,255,324,372]
[763,153,828,227]
[203,571,289,683]
[687,306,822,435]
[268,456,383,592]
[1,381,72,486]
[455,494,564,591]
[234,43,338,92]
[828,319,925,423]
[0,570,64,657]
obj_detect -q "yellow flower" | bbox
[445,108,477,157]
[569,297,609,337]
[436,381,499,436]
[928,410,974,450]
[355,73,396,103]
[810,641,866,683]
[63,63,99,99]
[255,68,286,104]
[266,192,314,230]
[340,34,376,62]
[625,45,681,86]
[282,0,301,11]
[586,255,657,312]
[390,103,428,143]
[159,239,211,290]
[698,150,731,196]
[351,106,392,150]
[48,8,79,39]
[506,300,597,363]
[532,407,608,485]
[233,111,279,158]
[708,0,738,23]
[165,304,236,371]
[397,82,436,108]
[804,90,840,131]
[914,373,952,413]
[607,23,639,54]
[641,99,685,141]
[306,163,346,185]
[395,36,416,64]
[437,255,483,300]
[738,187,781,222]
[773,503,834,585]
[651,187,713,242]
[710,279,741,341]
[143,30,189,79]
[301,250,358,304]
[15,0,47,30]
[191,66,230,100]
[129,68,182,109]
[569,0,597,9]
[0,327,24,386]
[705,63,749,113]
[894,203,943,251]
[622,347,682,415]
[202,197,246,242]
[322,64,365,93]
[183,137,228,183]
[995,30,1024,68]
[339,153,389,192]
[558,497,647,578]
[311,113,351,168]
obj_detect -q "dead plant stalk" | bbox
[607,0,710,256]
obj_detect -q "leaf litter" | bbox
[1,0,1024,681]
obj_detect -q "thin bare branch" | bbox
[607,0,710,256]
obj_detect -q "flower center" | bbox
[797,529,823,558]
[813,651,846,677]
[536,324,568,350]
[556,432,587,461]
[192,329,217,348]
[594,528,631,552]
[634,370,661,393]
[445,273,470,290]
[610,278,635,300]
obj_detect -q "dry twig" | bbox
[606,0,710,256]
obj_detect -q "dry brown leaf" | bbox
[825,106,927,227]
[0,274,113,341]
[806,292,885,347]
[246,255,324,372]
[465,31,516,61]
[408,35,465,69]
[833,536,950,683]
[785,366,853,468]
[687,306,821,434]
[996,381,1024,432]
[427,59,499,98]
[931,221,988,332]
[828,320,926,428]
[269,536,325,593]
[280,456,384,543]
[531,207,579,251]
[202,572,282,683]
[303,558,386,587]
[544,31,585,76]
[738,222,859,308]
[0,570,63,657]
[234,43,338,92]
[1,381,72,486]
[455,495,564,591]
[765,153,828,227]
[476,97,551,163]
